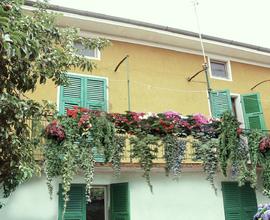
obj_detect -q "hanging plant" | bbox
[90,112,116,162]
[163,135,187,177]
[257,135,270,196]
[262,161,270,197]
[219,112,240,176]
[231,135,250,186]
[130,134,160,192]
[111,134,126,176]
[43,107,117,217]
[246,130,264,187]
[193,139,219,192]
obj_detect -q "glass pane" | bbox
[211,61,227,78]
[74,42,97,58]
[86,188,105,220]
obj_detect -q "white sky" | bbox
[50,0,270,48]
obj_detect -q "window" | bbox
[59,74,108,114]
[209,90,266,129]
[209,58,232,81]
[74,42,100,59]
[58,183,130,220]
[222,182,257,220]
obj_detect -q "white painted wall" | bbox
[0,169,269,220]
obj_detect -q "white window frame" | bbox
[57,72,109,112]
[87,185,109,220]
[208,56,232,81]
[74,42,101,60]
[230,93,245,128]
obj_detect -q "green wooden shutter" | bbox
[222,182,241,220]
[222,182,257,220]
[210,90,232,118]
[241,93,266,130]
[241,184,257,220]
[85,78,107,111]
[92,146,105,163]
[59,76,84,114]
[110,183,130,220]
[58,184,86,220]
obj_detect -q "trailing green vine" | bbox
[130,134,160,192]
[163,135,187,177]
[193,139,219,193]
[43,107,270,209]
[219,112,240,176]
[112,135,126,176]
[262,161,270,197]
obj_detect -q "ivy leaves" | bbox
[130,134,160,192]
[163,135,187,177]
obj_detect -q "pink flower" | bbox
[78,114,90,127]
[45,120,65,141]
[193,113,209,125]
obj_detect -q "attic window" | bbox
[74,42,100,59]
[209,58,232,81]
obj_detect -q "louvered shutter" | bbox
[110,183,130,220]
[58,184,86,220]
[241,184,257,220]
[92,146,105,163]
[222,182,257,220]
[86,78,107,111]
[59,76,83,114]
[210,90,232,118]
[241,93,266,130]
[222,182,242,220]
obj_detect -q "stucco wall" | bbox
[1,169,269,220]
[27,40,270,128]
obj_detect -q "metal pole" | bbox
[126,56,131,111]
[193,1,213,114]
[203,63,212,114]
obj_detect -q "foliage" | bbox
[111,135,126,177]
[163,135,187,177]
[218,111,240,176]
[44,108,116,215]
[193,139,219,193]
[0,0,109,201]
[130,134,160,192]
[43,106,270,211]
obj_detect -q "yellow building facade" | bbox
[2,2,269,220]
[31,39,270,124]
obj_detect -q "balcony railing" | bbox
[31,120,199,164]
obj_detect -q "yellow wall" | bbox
[29,40,270,127]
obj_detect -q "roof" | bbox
[24,0,270,67]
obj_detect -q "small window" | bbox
[209,59,231,80]
[74,42,100,59]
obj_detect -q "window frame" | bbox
[74,42,101,60]
[230,93,245,128]
[57,72,109,112]
[86,185,109,220]
[208,56,232,81]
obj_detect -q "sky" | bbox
[50,0,270,48]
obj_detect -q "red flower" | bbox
[259,137,270,153]
[78,114,91,127]
[236,128,243,136]
[66,108,78,118]
[80,107,89,113]
[45,120,65,142]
